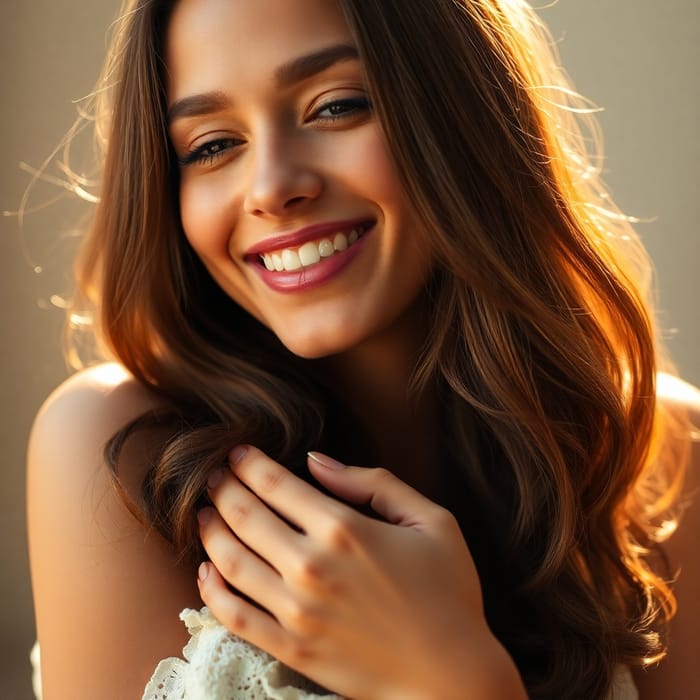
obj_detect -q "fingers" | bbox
[197,559,287,654]
[224,446,350,535]
[197,507,288,614]
[206,463,301,571]
[307,452,448,529]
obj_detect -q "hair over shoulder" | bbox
[67,1,689,697]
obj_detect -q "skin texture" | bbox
[167,0,433,360]
[27,366,202,699]
[28,366,700,698]
[198,447,525,699]
[166,6,525,691]
[26,0,700,697]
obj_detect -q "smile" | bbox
[257,224,369,272]
[247,220,375,294]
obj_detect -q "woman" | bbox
[27,0,699,698]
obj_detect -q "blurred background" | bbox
[1,1,698,697]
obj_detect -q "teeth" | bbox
[318,239,335,257]
[260,225,368,272]
[281,249,302,271]
[333,233,348,252]
[298,241,321,266]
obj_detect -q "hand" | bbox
[197,446,525,700]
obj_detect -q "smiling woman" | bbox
[26,0,699,699]
[166,0,430,359]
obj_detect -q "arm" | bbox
[27,364,201,700]
[634,375,700,699]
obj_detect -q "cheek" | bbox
[347,128,406,212]
[179,176,235,259]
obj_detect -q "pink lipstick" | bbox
[246,219,375,293]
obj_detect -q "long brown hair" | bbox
[69,0,688,697]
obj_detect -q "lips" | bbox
[245,218,373,257]
[245,219,375,293]
[258,223,370,272]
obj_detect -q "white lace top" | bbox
[31,607,638,699]
[141,607,340,700]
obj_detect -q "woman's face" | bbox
[166,0,432,358]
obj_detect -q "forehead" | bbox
[165,0,354,100]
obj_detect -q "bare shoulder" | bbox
[31,362,159,464]
[28,364,200,699]
[634,372,700,699]
[657,371,700,417]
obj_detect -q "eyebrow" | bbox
[167,91,230,124]
[275,43,358,88]
[167,43,359,125]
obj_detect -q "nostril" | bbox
[284,195,307,208]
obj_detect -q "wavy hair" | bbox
[68,0,688,697]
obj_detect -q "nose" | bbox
[243,132,323,218]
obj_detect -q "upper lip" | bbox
[244,217,374,257]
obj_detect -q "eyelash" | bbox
[177,138,242,167]
[311,96,372,122]
[178,96,372,168]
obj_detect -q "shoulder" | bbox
[655,372,700,520]
[633,372,700,697]
[657,371,700,418]
[657,372,700,565]
[31,362,159,457]
[28,364,200,699]
[654,372,700,575]
[29,362,166,495]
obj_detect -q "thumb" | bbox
[307,451,436,528]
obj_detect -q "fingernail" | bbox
[307,451,347,470]
[198,561,210,582]
[229,445,249,465]
[197,508,213,525]
[207,469,224,490]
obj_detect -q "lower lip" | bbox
[250,228,373,294]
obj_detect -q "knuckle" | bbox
[222,604,248,634]
[427,504,457,530]
[296,555,326,583]
[370,466,394,485]
[223,500,252,530]
[285,636,316,665]
[324,513,358,551]
[292,552,328,587]
[219,551,242,582]
[258,467,286,494]
[284,599,321,636]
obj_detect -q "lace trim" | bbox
[30,641,42,700]
[30,609,638,699]
[610,665,639,700]
[141,607,343,700]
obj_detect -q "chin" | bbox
[279,337,349,361]
[275,325,363,360]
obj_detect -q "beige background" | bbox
[1,2,698,697]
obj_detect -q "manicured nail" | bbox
[307,451,347,470]
[229,445,249,465]
[197,508,213,525]
[207,469,224,490]
[198,561,210,582]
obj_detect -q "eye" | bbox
[310,96,372,123]
[178,137,243,167]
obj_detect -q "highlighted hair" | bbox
[66,1,689,696]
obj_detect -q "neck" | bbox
[314,298,442,497]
